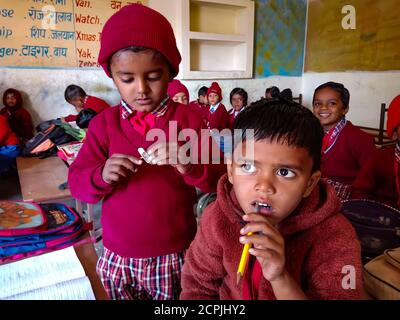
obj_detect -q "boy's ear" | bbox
[227,163,234,184]
[303,170,321,198]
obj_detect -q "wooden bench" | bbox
[358,103,396,149]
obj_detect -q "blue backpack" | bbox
[0,201,91,263]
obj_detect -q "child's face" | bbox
[5,93,17,108]
[227,139,320,226]
[172,92,188,105]
[208,93,220,106]
[313,87,348,131]
[199,94,208,105]
[231,94,244,111]
[68,97,85,112]
[110,50,171,113]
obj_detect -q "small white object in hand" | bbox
[138,147,152,164]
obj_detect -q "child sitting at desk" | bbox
[63,85,110,123]
[312,81,375,200]
[180,99,364,300]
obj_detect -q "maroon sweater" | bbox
[64,95,111,122]
[180,174,364,300]
[321,121,375,185]
[206,103,231,131]
[351,145,398,208]
[68,100,225,258]
[0,106,34,142]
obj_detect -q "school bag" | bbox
[341,199,400,262]
[21,122,77,158]
[0,200,91,263]
[363,247,400,300]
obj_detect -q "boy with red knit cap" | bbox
[351,95,400,209]
[0,88,34,143]
[167,79,190,105]
[68,4,224,300]
[181,99,364,300]
[206,82,231,131]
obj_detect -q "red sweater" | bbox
[206,103,231,131]
[0,115,19,146]
[321,121,375,185]
[180,174,364,300]
[68,100,225,258]
[351,145,398,208]
[0,106,33,142]
[64,96,111,122]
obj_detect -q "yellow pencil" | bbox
[236,231,253,285]
[237,203,260,285]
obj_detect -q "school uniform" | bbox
[64,95,110,122]
[228,107,245,127]
[180,174,364,300]
[206,102,231,131]
[351,145,398,208]
[69,99,224,257]
[321,120,375,199]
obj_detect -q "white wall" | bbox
[0,66,301,126]
[0,68,119,126]
[302,72,400,128]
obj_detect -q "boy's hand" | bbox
[240,213,286,282]
[145,142,193,174]
[102,153,143,184]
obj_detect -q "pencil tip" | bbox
[236,273,242,285]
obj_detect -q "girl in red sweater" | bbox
[312,81,375,200]
[180,99,364,300]
[0,114,20,176]
[205,82,231,131]
[228,87,248,126]
[351,95,400,208]
[0,88,34,143]
[68,4,224,300]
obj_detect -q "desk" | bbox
[16,156,71,203]
[16,156,94,223]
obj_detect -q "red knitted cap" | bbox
[98,4,181,78]
[207,82,222,100]
[167,79,189,100]
[387,95,400,138]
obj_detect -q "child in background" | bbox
[0,88,34,143]
[228,87,248,125]
[189,86,208,109]
[351,95,400,209]
[180,99,364,300]
[206,82,231,131]
[312,81,375,200]
[167,79,189,105]
[68,4,224,300]
[63,84,110,122]
[0,114,20,177]
[279,88,293,101]
[265,86,280,100]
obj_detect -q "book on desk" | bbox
[0,246,95,300]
